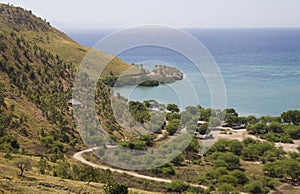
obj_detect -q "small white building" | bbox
[68,99,82,107]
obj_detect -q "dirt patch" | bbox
[217,128,300,153]
[273,183,300,194]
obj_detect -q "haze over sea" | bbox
[68,28,300,116]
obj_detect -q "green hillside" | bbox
[0,3,134,155]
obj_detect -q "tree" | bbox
[244,181,267,194]
[223,108,239,126]
[242,137,258,146]
[167,104,179,113]
[209,117,221,127]
[217,152,240,170]
[263,162,284,178]
[280,158,300,182]
[198,123,208,135]
[267,122,283,133]
[218,183,237,194]
[104,181,128,194]
[263,158,300,182]
[80,166,100,184]
[139,135,154,147]
[228,140,244,155]
[152,162,176,175]
[56,161,71,179]
[14,158,32,176]
[225,108,238,117]
[247,123,267,135]
[281,110,300,125]
[185,106,200,115]
[229,170,249,185]
[165,119,180,135]
[0,135,19,153]
[210,139,227,153]
[40,135,54,147]
[129,101,150,123]
[199,108,212,121]
[284,125,300,139]
[166,112,181,121]
[172,153,185,166]
[218,175,238,186]
[185,138,200,153]
[38,156,48,174]
[205,167,228,180]
[166,180,189,193]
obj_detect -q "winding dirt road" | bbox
[74,147,250,194]
[73,147,207,189]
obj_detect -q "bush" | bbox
[166,180,189,193]
[167,104,179,113]
[40,135,54,147]
[172,153,185,166]
[216,152,240,170]
[267,122,283,133]
[152,162,175,175]
[104,181,128,194]
[228,140,244,155]
[208,117,221,127]
[166,112,181,121]
[284,124,300,139]
[244,181,268,194]
[165,119,180,135]
[229,170,249,185]
[281,110,300,125]
[218,175,238,186]
[0,135,19,153]
[218,183,237,193]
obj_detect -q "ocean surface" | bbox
[67,28,300,116]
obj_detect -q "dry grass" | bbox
[0,153,161,194]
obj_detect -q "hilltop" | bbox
[0,3,137,155]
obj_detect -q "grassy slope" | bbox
[0,3,140,152]
[0,4,153,193]
[0,154,159,194]
[0,3,131,75]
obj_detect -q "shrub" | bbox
[166,180,189,192]
[245,181,268,194]
[218,175,238,186]
[218,183,238,193]
[0,135,19,153]
[104,181,128,194]
[229,170,249,185]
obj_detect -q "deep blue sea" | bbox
[67,28,300,116]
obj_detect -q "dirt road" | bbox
[73,147,207,189]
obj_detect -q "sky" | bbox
[2,0,300,30]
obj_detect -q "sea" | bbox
[67,28,300,117]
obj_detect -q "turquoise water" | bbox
[68,28,300,116]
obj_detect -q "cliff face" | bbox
[151,65,184,81]
[111,64,184,87]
